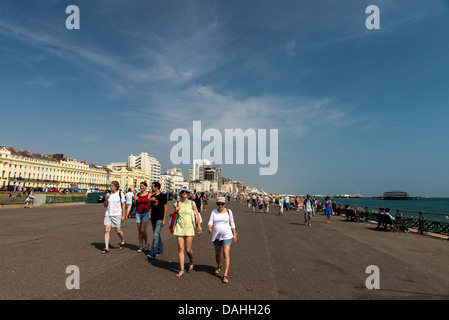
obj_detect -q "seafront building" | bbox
[0,146,150,191]
[1,145,259,195]
[160,168,187,194]
[187,159,247,194]
[128,152,161,183]
[192,159,211,181]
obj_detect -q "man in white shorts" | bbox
[125,188,134,218]
[102,181,126,254]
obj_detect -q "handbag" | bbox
[169,213,177,234]
[190,200,203,227]
[192,209,203,226]
[169,201,179,234]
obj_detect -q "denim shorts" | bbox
[213,238,233,246]
[135,212,150,223]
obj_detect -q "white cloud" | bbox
[136,84,362,143]
[0,6,227,90]
[285,40,297,56]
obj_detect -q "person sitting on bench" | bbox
[385,208,409,233]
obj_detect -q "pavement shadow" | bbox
[90,242,140,251]
[367,227,399,233]
[146,258,179,274]
[91,242,109,251]
[289,222,326,226]
[147,258,219,278]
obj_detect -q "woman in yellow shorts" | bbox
[171,185,202,277]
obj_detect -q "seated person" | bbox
[344,204,354,220]
[385,208,409,232]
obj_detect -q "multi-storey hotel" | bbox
[0,145,151,191]
[128,152,161,183]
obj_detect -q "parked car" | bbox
[0,185,15,192]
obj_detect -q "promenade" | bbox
[1,200,449,300]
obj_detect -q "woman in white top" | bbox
[207,197,237,283]
[102,181,126,254]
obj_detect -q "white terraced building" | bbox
[0,145,149,191]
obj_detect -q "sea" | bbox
[325,197,449,223]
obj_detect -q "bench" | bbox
[345,209,362,222]
[375,213,401,231]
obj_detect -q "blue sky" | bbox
[1,0,449,197]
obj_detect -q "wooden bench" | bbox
[375,213,401,231]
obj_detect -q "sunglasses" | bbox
[217,203,225,206]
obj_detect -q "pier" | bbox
[1,201,449,300]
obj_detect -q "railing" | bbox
[344,206,449,237]
[45,196,86,204]
[0,194,86,205]
[0,197,26,205]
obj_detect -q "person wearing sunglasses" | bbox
[171,185,202,277]
[207,197,237,284]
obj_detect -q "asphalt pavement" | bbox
[1,200,449,300]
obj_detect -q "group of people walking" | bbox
[102,181,237,283]
[246,193,334,226]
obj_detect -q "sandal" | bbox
[137,248,143,253]
[176,270,185,277]
[214,267,221,274]
[101,248,110,254]
[222,275,229,284]
[119,241,125,250]
[188,263,194,271]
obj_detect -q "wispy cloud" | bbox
[133,84,363,145]
[280,1,445,49]
[285,40,297,56]
[0,4,227,92]
[0,20,159,82]
[24,75,77,88]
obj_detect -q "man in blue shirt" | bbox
[284,195,290,211]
